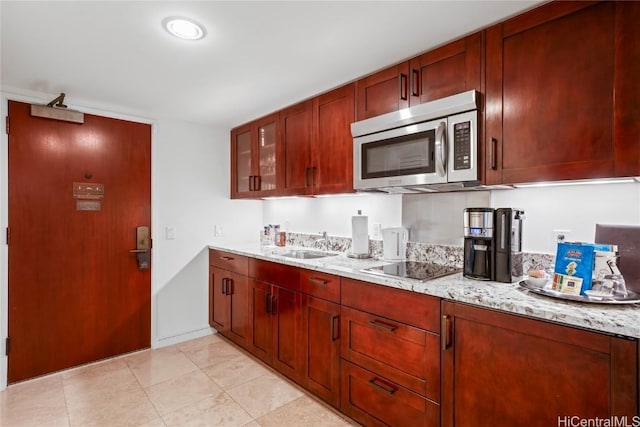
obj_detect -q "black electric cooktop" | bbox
[361,261,461,282]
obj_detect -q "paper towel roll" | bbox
[352,213,369,255]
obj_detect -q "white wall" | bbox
[262,193,402,238]
[152,120,262,347]
[0,92,262,389]
[491,183,640,253]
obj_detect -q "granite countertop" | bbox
[209,243,640,339]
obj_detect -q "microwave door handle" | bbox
[435,121,447,177]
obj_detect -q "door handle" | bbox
[410,68,420,97]
[441,315,452,350]
[369,319,398,333]
[368,377,397,395]
[129,226,150,270]
[399,73,408,101]
[330,315,339,342]
[490,137,498,170]
[435,121,447,177]
[265,293,272,314]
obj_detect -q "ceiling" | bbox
[1,1,543,129]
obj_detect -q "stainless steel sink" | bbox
[279,249,338,259]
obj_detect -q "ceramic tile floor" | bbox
[0,333,359,427]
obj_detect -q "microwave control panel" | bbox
[453,121,471,170]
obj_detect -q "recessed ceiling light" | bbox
[163,17,205,40]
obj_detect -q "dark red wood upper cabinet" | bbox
[279,100,313,195]
[485,1,640,185]
[278,84,355,197]
[356,62,410,121]
[230,113,279,199]
[312,83,355,195]
[356,33,483,121]
[441,301,638,427]
[614,1,640,177]
[409,32,483,105]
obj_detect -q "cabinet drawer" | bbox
[300,269,340,302]
[248,258,300,291]
[341,306,440,402]
[341,360,439,427]
[209,249,248,275]
[342,278,440,332]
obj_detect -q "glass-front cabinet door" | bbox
[233,128,253,195]
[256,118,277,192]
[230,113,280,198]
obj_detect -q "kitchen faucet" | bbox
[316,231,329,252]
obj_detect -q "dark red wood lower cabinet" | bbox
[209,266,249,349]
[304,296,341,408]
[248,279,273,364]
[341,360,439,427]
[441,301,639,427]
[271,286,304,383]
[249,260,306,383]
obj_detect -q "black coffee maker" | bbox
[463,208,495,280]
[494,208,525,283]
[463,207,525,282]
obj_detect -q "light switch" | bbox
[166,226,176,240]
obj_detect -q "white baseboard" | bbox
[153,327,216,349]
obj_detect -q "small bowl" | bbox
[526,276,550,288]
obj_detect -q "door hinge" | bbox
[5,116,9,135]
[5,337,9,356]
[6,227,9,245]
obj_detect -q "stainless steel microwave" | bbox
[351,90,480,193]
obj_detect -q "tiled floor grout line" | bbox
[128,361,168,427]
[58,374,73,427]
[202,335,357,426]
[2,334,357,427]
[177,344,261,426]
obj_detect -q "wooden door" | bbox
[355,62,410,120]
[230,113,279,198]
[305,295,340,408]
[441,301,638,426]
[312,84,355,195]
[279,101,312,195]
[485,2,619,185]
[7,100,151,383]
[409,33,482,106]
[254,114,279,196]
[248,279,272,365]
[271,285,304,383]
[209,266,229,333]
[230,124,254,198]
[227,270,249,348]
